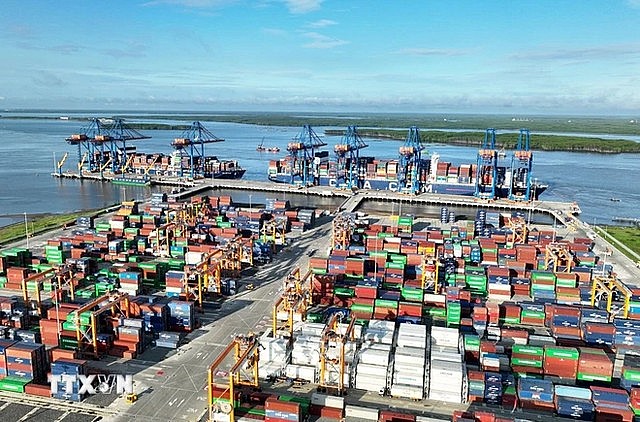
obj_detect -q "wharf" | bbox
[51,171,198,188]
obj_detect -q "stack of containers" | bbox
[551,305,581,340]
[517,377,555,412]
[156,331,182,348]
[614,319,640,351]
[164,271,185,298]
[631,388,640,418]
[510,344,544,374]
[50,358,88,402]
[322,335,356,388]
[466,370,484,403]
[530,271,556,301]
[265,396,302,422]
[287,323,321,383]
[519,303,546,326]
[168,300,195,331]
[309,393,344,419]
[355,320,394,393]
[6,342,46,382]
[0,339,17,378]
[590,386,634,422]
[543,345,578,383]
[621,355,640,391]
[390,323,426,400]
[483,372,503,405]
[428,326,464,403]
[258,337,290,380]
[577,348,613,383]
[118,271,141,296]
[555,385,595,420]
[582,321,615,347]
[486,267,511,302]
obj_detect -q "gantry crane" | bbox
[208,333,260,422]
[285,125,327,186]
[184,249,223,309]
[591,276,631,319]
[153,222,177,257]
[334,126,368,190]
[421,252,440,292]
[332,213,355,250]
[398,126,427,194]
[507,216,528,247]
[260,218,286,246]
[272,268,312,339]
[73,292,131,358]
[22,266,77,321]
[318,312,356,395]
[509,129,534,201]
[171,121,224,179]
[544,243,574,272]
[64,118,149,176]
[475,128,498,199]
[55,152,68,176]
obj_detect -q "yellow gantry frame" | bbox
[421,252,440,292]
[22,268,56,316]
[331,213,353,250]
[319,313,356,394]
[260,219,286,245]
[591,276,631,319]
[207,334,260,422]
[545,243,574,272]
[184,250,222,309]
[272,268,312,339]
[74,292,131,358]
[507,216,528,247]
[154,222,176,257]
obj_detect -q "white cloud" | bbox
[308,19,336,28]
[143,0,237,8]
[284,0,323,14]
[511,44,640,61]
[262,28,288,36]
[627,0,640,8]
[303,32,348,49]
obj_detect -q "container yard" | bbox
[5,143,640,422]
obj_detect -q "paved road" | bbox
[97,221,333,422]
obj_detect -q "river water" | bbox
[0,116,638,228]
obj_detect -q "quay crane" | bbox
[207,333,260,422]
[334,126,368,190]
[397,126,427,195]
[509,129,533,201]
[64,118,149,177]
[171,121,224,179]
[475,128,498,199]
[591,276,632,319]
[285,125,327,186]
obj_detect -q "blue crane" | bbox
[285,125,327,186]
[171,121,224,179]
[334,126,368,189]
[509,128,533,201]
[397,126,427,194]
[475,128,498,199]
[65,118,149,178]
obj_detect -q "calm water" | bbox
[0,117,638,227]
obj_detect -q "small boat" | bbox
[610,197,621,202]
[256,138,280,153]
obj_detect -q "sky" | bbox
[1,0,640,114]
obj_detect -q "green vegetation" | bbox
[0,207,114,245]
[595,226,640,262]
[325,129,640,153]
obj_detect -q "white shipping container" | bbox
[397,323,427,337]
[311,393,345,409]
[393,362,422,373]
[429,377,463,392]
[416,416,449,422]
[430,350,462,363]
[322,369,350,386]
[337,323,363,339]
[396,336,427,349]
[424,293,446,304]
[393,372,424,387]
[185,251,204,265]
[356,363,388,378]
[285,364,316,382]
[345,405,379,420]
[360,342,392,352]
[367,319,396,332]
[430,326,460,349]
[212,413,231,422]
[300,322,327,337]
[258,362,284,379]
[394,353,425,367]
[396,346,426,359]
[362,331,395,344]
[390,383,424,400]
[359,348,390,366]
[355,374,387,392]
[428,389,462,403]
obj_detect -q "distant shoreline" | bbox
[2,112,640,153]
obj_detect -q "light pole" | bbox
[249,194,253,222]
[24,212,29,249]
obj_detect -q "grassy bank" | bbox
[0,206,116,246]
[595,226,640,262]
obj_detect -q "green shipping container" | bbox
[0,376,30,393]
[385,262,405,270]
[334,287,354,297]
[544,347,579,360]
[511,357,543,368]
[577,373,611,382]
[512,345,544,356]
[623,369,640,382]
[351,304,374,313]
[374,299,398,309]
